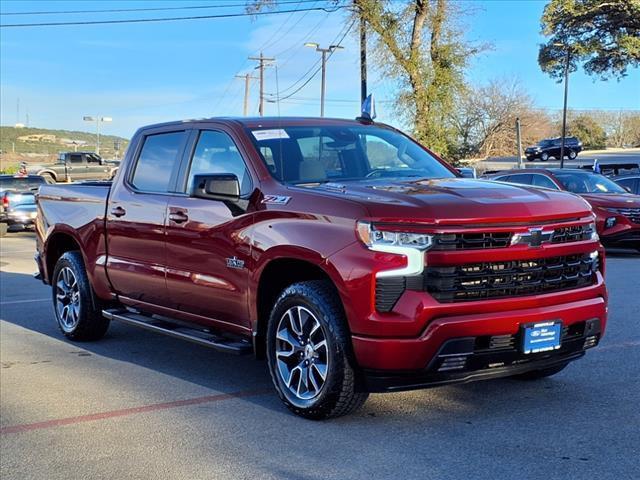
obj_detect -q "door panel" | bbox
[105,191,169,305]
[164,197,253,330]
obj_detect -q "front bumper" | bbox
[351,292,606,372]
[2,210,37,226]
[363,317,600,392]
[600,227,640,249]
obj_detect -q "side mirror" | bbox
[191,174,240,202]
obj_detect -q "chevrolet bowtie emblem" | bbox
[510,227,554,247]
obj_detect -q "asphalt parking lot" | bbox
[1,232,639,480]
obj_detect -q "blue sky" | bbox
[1,0,639,138]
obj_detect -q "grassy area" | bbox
[0,126,129,159]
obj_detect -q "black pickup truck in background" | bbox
[27,152,120,183]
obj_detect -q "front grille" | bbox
[607,207,640,224]
[432,232,512,250]
[425,253,597,303]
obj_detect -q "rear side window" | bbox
[132,131,186,193]
[69,154,83,163]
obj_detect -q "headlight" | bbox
[586,221,599,241]
[356,221,433,278]
[356,222,433,250]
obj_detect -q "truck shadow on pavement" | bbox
[0,270,605,423]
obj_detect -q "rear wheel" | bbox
[41,173,56,184]
[52,251,110,341]
[514,362,568,380]
[267,280,368,419]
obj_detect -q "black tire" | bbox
[540,152,550,162]
[266,280,368,420]
[526,156,534,162]
[51,251,110,341]
[0,222,7,237]
[568,150,577,159]
[514,362,568,380]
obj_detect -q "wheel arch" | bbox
[37,169,58,182]
[252,250,348,359]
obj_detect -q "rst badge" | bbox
[226,257,245,269]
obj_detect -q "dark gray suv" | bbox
[525,137,582,162]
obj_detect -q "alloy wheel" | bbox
[56,267,80,332]
[275,306,329,401]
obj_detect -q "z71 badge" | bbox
[262,195,291,205]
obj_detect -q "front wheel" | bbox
[52,251,110,341]
[540,152,550,162]
[568,150,577,159]
[267,280,368,420]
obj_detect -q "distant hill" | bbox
[0,126,129,159]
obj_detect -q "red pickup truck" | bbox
[35,117,607,419]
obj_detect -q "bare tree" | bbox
[450,79,554,159]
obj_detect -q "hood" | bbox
[298,178,593,226]
[580,193,640,209]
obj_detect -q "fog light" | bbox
[583,335,598,349]
[605,217,616,229]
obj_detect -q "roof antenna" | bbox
[356,94,376,124]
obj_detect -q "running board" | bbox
[102,309,252,355]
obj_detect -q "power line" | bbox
[0,0,324,16]
[266,19,355,101]
[0,4,349,28]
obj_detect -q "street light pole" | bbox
[305,43,344,117]
[558,47,570,169]
[83,115,112,156]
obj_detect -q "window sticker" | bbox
[252,129,290,141]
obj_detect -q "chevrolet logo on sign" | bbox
[510,228,554,247]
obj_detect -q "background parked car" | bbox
[525,137,582,162]
[26,151,120,183]
[612,174,640,195]
[0,174,46,236]
[485,168,640,251]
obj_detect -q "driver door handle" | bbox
[168,211,189,224]
[110,206,126,217]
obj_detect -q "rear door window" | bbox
[131,131,187,193]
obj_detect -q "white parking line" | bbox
[0,298,49,305]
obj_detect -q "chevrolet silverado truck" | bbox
[35,117,607,419]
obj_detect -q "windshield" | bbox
[554,171,627,194]
[0,177,45,192]
[248,125,455,184]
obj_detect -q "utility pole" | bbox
[554,43,571,169]
[248,52,274,116]
[515,117,523,169]
[305,43,344,117]
[360,15,367,105]
[235,74,257,116]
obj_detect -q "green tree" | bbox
[566,113,607,148]
[539,0,640,80]
[354,0,481,157]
